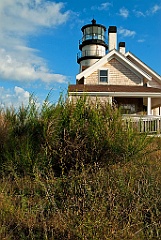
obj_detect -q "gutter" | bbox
[69,91,161,98]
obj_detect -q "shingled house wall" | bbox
[85,58,142,86]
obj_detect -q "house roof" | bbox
[76,49,152,82]
[68,84,161,97]
[125,51,161,80]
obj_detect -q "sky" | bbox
[0,0,161,108]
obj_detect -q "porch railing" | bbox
[123,116,161,134]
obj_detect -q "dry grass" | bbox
[1,145,161,239]
[0,97,161,239]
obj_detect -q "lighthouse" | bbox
[77,19,108,73]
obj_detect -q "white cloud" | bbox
[137,39,145,43]
[134,4,161,17]
[118,27,136,37]
[0,0,70,83]
[91,2,112,11]
[0,0,69,34]
[119,7,129,18]
[0,48,67,83]
[149,4,161,14]
[0,86,30,108]
[15,86,30,99]
[133,10,145,17]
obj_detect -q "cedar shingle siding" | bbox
[85,59,142,85]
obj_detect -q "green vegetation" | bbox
[0,95,161,239]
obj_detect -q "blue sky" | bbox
[0,0,161,108]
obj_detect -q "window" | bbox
[99,70,108,83]
[120,104,136,114]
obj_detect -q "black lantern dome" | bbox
[79,19,108,51]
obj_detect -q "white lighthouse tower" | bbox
[77,19,108,73]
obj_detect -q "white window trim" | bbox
[98,68,109,84]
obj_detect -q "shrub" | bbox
[0,95,153,176]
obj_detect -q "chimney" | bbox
[108,26,117,51]
[119,42,125,54]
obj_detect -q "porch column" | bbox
[108,97,113,105]
[147,97,152,115]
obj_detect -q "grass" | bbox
[0,95,161,239]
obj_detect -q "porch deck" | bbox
[122,115,161,134]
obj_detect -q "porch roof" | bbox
[68,84,161,97]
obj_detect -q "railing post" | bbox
[157,118,161,134]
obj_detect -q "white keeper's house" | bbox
[68,19,161,117]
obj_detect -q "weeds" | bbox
[0,95,161,239]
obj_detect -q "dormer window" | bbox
[99,69,108,83]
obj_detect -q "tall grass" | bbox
[0,95,161,239]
